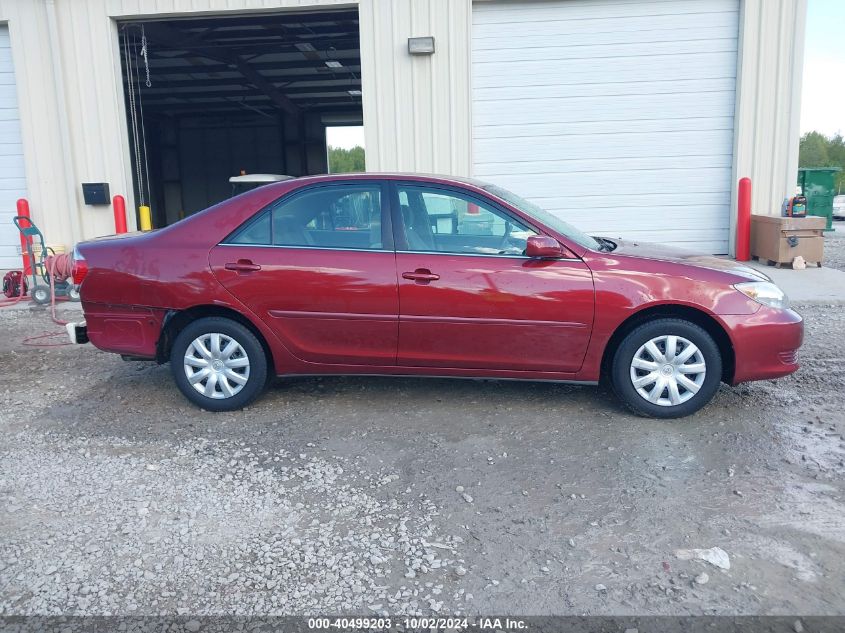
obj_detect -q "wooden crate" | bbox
[750,215,825,268]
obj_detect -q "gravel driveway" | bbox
[824,221,845,272]
[1,301,843,617]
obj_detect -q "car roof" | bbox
[157,173,497,245]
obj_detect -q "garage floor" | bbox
[0,307,843,615]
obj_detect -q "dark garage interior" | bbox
[118,8,363,228]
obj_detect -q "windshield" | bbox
[481,184,601,251]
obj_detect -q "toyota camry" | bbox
[67,174,803,418]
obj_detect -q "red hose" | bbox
[0,289,27,307]
[1,252,76,346]
[46,252,74,326]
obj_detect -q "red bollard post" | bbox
[736,177,752,262]
[16,198,32,275]
[112,195,128,234]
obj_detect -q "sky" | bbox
[800,0,845,136]
[326,125,365,150]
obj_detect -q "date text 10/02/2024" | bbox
[307,617,528,630]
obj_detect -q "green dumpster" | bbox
[797,167,841,231]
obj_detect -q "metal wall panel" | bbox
[359,0,471,175]
[729,0,808,254]
[472,0,740,254]
[0,0,807,256]
[0,24,25,268]
[0,0,353,250]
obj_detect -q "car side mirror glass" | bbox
[525,235,565,259]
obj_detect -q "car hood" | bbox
[601,238,770,282]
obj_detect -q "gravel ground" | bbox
[0,301,843,617]
[824,221,845,272]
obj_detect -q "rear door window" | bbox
[226,184,386,250]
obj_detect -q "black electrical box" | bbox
[82,182,110,205]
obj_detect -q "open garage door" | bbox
[472,0,739,254]
[119,8,363,228]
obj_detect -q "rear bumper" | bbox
[78,302,165,358]
[722,307,804,384]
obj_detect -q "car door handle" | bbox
[225,259,261,273]
[402,269,440,283]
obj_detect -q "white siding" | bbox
[0,0,356,255]
[0,0,808,256]
[0,24,24,269]
[472,0,740,254]
[360,0,472,175]
[730,0,807,251]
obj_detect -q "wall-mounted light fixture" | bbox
[408,36,435,55]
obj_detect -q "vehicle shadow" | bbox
[20,341,792,459]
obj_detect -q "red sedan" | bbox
[69,174,803,418]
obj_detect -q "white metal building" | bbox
[0,0,806,266]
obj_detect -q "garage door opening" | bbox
[326,125,365,173]
[118,9,363,228]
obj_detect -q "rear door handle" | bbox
[402,269,440,283]
[225,259,261,273]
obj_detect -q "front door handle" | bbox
[402,269,440,283]
[225,259,261,273]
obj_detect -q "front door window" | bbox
[397,186,537,256]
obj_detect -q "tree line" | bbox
[799,131,845,193]
[328,145,365,174]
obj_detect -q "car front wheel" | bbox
[610,318,722,418]
[171,316,267,411]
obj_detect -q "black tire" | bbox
[610,318,722,419]
[32,286,50,305]
[170,316,268,412]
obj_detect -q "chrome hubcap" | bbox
[183,333,250,399]
[629,335,706,407]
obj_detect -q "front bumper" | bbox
[65,321,88,344]
[721,307,804,384]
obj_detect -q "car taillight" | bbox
[71,245,88,285]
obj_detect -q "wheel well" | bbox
[156,305,275,372]
[600,305,735,384]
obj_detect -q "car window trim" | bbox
[220,180,393,251]
[392,249,581,262]
[388,180,561,260]
[216,243,395,255]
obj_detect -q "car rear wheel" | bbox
[610,318,722,419]
[171,316,267,411]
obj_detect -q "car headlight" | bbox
[734,281,789,309]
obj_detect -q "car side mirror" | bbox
[525,235,565,259]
